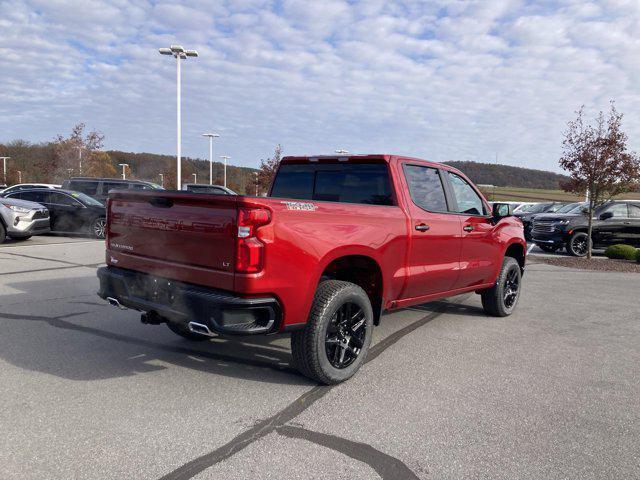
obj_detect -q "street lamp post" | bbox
[192,173,197,184]
[0,157,10,185]
[159,45,199,190]
[254,171,259,196]
[159,173,164,188]
[17,171,22,183]
[202,133,220,185]
[78,146,83,175]
[220,155,230,188]
[118,163,129,179]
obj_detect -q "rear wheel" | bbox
[166,322,211,341]
[566,232,589,257]
[291,280,373,385]
[480,256,522,317]
[92,217,107,239]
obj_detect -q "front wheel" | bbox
[566,232,589,257]
[480,256,522,317]
[92,217,107,239]
[291,280,374,385]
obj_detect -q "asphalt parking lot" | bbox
[0,237,638,479]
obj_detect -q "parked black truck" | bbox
[531,200,640,256]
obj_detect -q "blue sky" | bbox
[1,0,639,172]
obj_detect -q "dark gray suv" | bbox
[62,178,163,203]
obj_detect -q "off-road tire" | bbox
[291,280,374,385]
[566,231,589,257]
[480,256,521,317]
[166,322,211,341]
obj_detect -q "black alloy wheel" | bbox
[503,267,520,309]
[568,232,589,257]
[324,302,368,369]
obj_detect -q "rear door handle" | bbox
[415,224,430,232]
[463,225,474,232]
[623,221,631,225]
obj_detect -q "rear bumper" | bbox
[97,266,281,335]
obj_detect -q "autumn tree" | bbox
[257,144,282,194]
[84,151,118,178]
[559,103,640,258]
[54,123,105,179]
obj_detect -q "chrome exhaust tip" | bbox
[188,321,216,337]
[106,297,126,310]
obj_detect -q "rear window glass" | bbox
[403,165,448,212]
[271,163,393,206]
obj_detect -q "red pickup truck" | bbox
[98,154,525,384]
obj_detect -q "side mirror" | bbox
[599,211,613,221]
[492,203,513,219]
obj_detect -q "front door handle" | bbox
[463,225,474,232]
[415,224,430,232]
[623,221,631,225]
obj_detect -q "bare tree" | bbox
[559,103,640,258]
[257,144,282,194]
[54,123,105,179]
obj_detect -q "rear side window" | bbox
[16,191,49,203]
[271,163,393,205]
[102,182,126,194]
[629,204,640,218]
[403,165,448,212]
[446,172,486,215]
[70,181,98,195]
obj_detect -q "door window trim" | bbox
[401,162,451,214]
[441,169,491,218]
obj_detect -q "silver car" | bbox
[0,197,50,243]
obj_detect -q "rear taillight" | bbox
[236,208,270,273]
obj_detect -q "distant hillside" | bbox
[106,150,258,193]
[443,161,569,190]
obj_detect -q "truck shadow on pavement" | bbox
[0,276,476,387]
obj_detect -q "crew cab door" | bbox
[399,163,461,298]
[593,203,629,246]
[626,204,640,246]
[442,171,500,289]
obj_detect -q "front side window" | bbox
[446,172,486,215]
[602,203,628,218]
[50,193,81,207]
[403,165,448,212]
[271,163,393,205]
[629,204,640,218]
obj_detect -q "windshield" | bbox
[70,191,104,206]
[525,203,550,213]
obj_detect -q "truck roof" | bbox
[280,154,461,174]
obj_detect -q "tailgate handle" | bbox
[149,197,173,208]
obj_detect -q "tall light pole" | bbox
[202,133,220,185]
[77,146,83,175]
[17,171,22,183]
[220,155,230,188]
[118,163,129,179]
[0,157,9,185]
[159,173,164,187]
[192,172,197,184]
[254,171,259,196]
[159,45,199,190]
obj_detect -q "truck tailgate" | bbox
[106,191,237,290]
